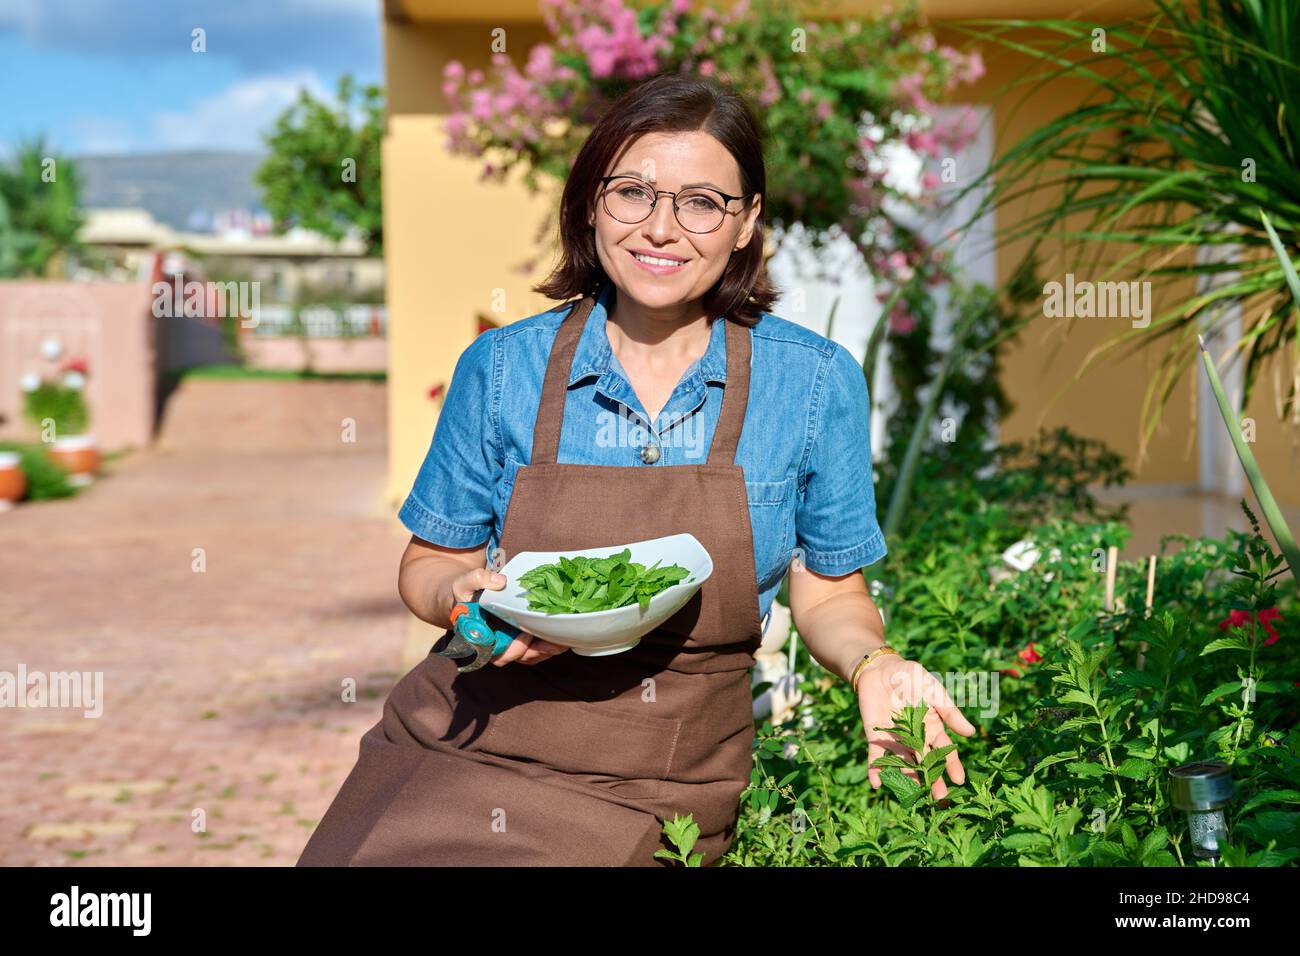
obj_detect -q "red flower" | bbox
[1258,607,1281,646]
[428,382,445,401]
[1218,609,1253,631]
[999,667,1021,679]
[1219,607,1282,646]
[1017,642,1042,664]
[61,357,89,375]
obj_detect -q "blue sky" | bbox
[0,0,382,156]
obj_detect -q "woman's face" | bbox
[589,130,763,314]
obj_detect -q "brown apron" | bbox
[297,293,764,867]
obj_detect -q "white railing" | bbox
[249,304,387,337]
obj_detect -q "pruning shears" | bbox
[435,597,521,673]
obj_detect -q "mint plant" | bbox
[695,429,1300,867]
[518,549,692,614]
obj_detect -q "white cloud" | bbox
[147,70,331,151]
[0,0,42,33]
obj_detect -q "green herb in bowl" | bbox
[517,548,695,614]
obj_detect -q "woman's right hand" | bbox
[451,568,571,666]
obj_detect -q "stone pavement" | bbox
[0,380,418,866]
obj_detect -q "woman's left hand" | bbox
[856,654,976,802]
[494,630,570,666]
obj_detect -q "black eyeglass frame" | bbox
[597,174,756,234]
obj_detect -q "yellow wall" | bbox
[937,22,1202,485]
[383,1,1299,512]
[382,18,558,506]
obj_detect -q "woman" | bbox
[298,72,973,867]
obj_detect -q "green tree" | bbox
[0,192,20,278]
[255,74,384,256]
[0,137,85,278]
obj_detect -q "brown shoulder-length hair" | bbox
[532,71,778,328]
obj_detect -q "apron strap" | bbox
[530,291,752,466]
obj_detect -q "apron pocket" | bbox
[477,695,681,797]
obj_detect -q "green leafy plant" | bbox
[518,549,692,614]
[255,73,384,255]
[21,360,90,438]
[23,385,86,438]
[655,813,705,866]
[710,427,1300,866]
[0,136,85,278]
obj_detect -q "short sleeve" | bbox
[794,342,888,574]
[397,329,501,548]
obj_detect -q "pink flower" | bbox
[957,50,986,84]
[815,99,833,121]
[905,129,941,157]
[469,89,493,120]
[894,72,935,114]
[887,308,916,335]
[886,250,914,283]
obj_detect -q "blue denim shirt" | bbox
[398,278,887,636]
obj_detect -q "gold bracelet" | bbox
[849,645,899,695]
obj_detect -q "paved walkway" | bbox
[0,381,412,866]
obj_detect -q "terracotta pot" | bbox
[0,451,25,510]
[47,435,100,486]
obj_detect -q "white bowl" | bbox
[478,533,713,656]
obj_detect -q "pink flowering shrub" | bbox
[441,0,983,299]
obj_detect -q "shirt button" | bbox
[640,443,660,464]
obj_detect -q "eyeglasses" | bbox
[598,175,754,235]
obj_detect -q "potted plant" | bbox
[0,450,24,509]
[21,357,99,486]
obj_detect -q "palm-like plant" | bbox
[953,0,1300,461]
[0,136,86,278]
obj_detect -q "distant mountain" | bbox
[72,151,267,232]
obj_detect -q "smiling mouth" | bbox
[627,249,689,268]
